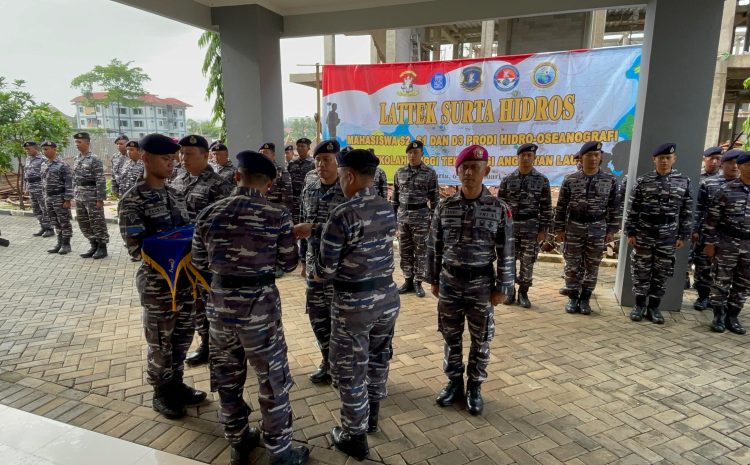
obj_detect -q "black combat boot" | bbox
[270,445,310,465]
[647,297,664,325]
[92,242,108,259]
[32,227,46,237]
[367,401,380,433]
[466,381,484,416]
[152,382,186,419]
[332,427,369,460]
[725,306,746,335]
[80,240,98,258]
[693,286,711,311]
[309,360,331,384]
[504,286,516,305]
[58,237,71,255]
[436,377,464,407]
[711,305,726,333]
[398,278,414,294]
[47,234,62,254]
[559,287,570,296]
[517,286,531,308]
[565,292,580,314]
[174,377,207,406]
[186,336,209,366]
[414,281,425,298]
[629,295,648,322]
[42,228,55,237]
[578,289,593,315]
[229,427,261,465]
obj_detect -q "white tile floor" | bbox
[0,404,205,465]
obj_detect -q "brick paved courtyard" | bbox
[1,214,750,465]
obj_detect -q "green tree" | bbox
[198,32,226,141]
[286,116,317,142]
[71,58,150,133]
[187,118,222,141]
[0,78,71,209]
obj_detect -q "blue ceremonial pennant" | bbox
[141,224,209,311]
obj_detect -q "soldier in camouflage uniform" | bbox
[118,141,144,197]
[209,142,236,184]
[427,145,514,417]
[23,141,53,237]
[296,149,399,460]
[297,140,347,384]
[168,150,187,188]
[173,135,234,367]
[72,132,110,259]
[703,151,750,335]
[701,146,723,180]
[393,140,439,297]
[497,143,551,308]
[110,135,129,198]
[118,134,206,420]
[192,150,308,465]
[554,141,621,315]
[625,143,692,324]
[287,137,316,224]
[40,141,73,255]
[260,142,293,211]
[691,149,740,311]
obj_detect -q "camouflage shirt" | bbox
[427,187,515,293]
[24,154,47,192]
[703,179,750,246]
[111,152,127,185]
[375,167,388,199]
[624,169,692,240]
[173,165,233,222]
[392,163,439,214]
[553,169,621,235]
[693,174,736,235]
[267,163,293,210]
[299,177,347,265]
[73,151,107,201]
[42,158,73,200]
[497,168,552,230]
[287,156,316,221]
[210,160,236,184]
[118,159,145,197]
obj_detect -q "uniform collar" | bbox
[352,186,376,199]
[236,186,263,198]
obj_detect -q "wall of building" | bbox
[73,103,188,140]
[508,13,588,55]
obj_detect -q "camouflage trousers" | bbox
[75,198,109,243]
[437,269,495,383]
[709,237,750,314]
[306,278,334,363]
[209,317,294,458]
[514,221,540,288]
[330,282,399,435]
[630,237,676,299]
[29,186,50,230]
[45,195,73,238]
[692,239,713,298]
[562,221,606,292]
[193,288,210,341]
[398,212,430,281]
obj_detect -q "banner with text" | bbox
[322,45,640,186]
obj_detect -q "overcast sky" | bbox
[2,0,371,121]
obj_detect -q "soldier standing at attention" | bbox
[393,140,439,298]
[625,143,692,324]
[118,134,207,419]
[427,145,514,416]
[23,141,54,237]
[72,132,110,259]
[41,141,73,255]
[284,144,296,165]
[295,149,399,460]
[296,140,347,384]
[497,143,551,308]
[287,137,316,224]
[554,141,621,315]
[701,146,723,180]
[691,149,740,311]
[174,135,234,367]
[260,142,293,211]
[209,142,236,183]
[192,151,308,465]
[367,148,389,199]
[118,141,144,197]
[703,151,750,334]
[110,134,129,198]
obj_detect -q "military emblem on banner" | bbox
[532,61,558,88]
[493,65,520,91]
[460,66,482,91]
[397,70,418,96]
[429,72,449,95]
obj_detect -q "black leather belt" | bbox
[442,263,494,280]
[569,212,605,223]
[78,180,97,187]
[720,224,750,240]
[641,214,677,226]
[46,190,65,196]
[513,212,538,221]
[333,276,393,293]
[403,203,428,211]
[213,273,275,288]
[26,176,41,183]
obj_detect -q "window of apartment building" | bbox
[96,105,102,112]
[134,121,144,128]
[80,119,85,126]
[157,108,164,115]
[158,120,164,127]
[96,119,102,127]
[132,108,144,115]
[79,106,84,113]
[119,107,128,114]
[139,133,145,137]
[120,120,129,127]
[178,110,183,116]
[179,121,183,128]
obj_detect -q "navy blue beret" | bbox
[337,148,380,170]
[259,142,275,152]
[296,138,312,145]
[22,141,37,147]
[73,132,90,140]
[340,146,353,154]
[236,150,276,179]
[210,142,228,152]
[284,144,294,151]
[703,146,723,157]
[114,134,129,143]
[179,135,209,150]
[314,139,340,157]
[125,141,139,149]
[652,143,676,157]
[405,140,424,153]
[40,141,56,148]
[517,143,538,155]
[721,149,742,162]
[578,141,602,156]
[737,151,750,165]
[140,133,181,155]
